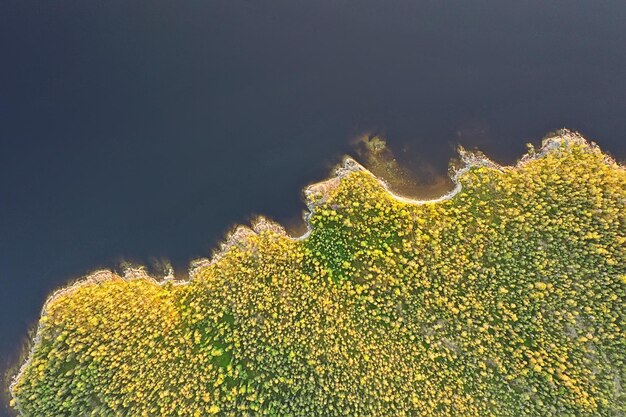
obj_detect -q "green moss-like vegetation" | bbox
[10,135,626,416]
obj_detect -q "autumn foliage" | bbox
[10,134,626,416]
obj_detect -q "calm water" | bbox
[1,1,626,413]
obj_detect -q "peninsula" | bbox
[10,130,626,416]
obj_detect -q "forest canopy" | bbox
[10,131,626,416]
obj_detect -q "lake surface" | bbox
[1,1,625,414]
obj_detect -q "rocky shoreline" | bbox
[9,128,611,411]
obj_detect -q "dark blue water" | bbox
[1,1,626,413]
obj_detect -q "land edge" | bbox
[7,128,619,410]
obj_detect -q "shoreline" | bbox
[8,128,614,410]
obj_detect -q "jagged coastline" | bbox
[9,128,617,412]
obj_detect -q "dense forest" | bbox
[11,133,626,416]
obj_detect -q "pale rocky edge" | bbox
[8,128,621,409]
